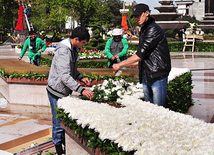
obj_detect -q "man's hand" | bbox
[82,89,94,98]
[81,78,91,86]
[38,50,42,53]
[111,56,115,61]
[112,63,121,74]
[18,57,22,61]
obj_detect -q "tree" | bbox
[0,0,134,34]
[89,28,106,50]
[0,0,19,31]
[71,0,98,27]
[30,0,72,32]
[47,0,70,31]
[88,0,111,29]
[30,0,50,31]
[106,0,123,27]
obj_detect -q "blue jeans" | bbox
[47,91,65,146]
[142,75,168,107]
[30,56,40,66]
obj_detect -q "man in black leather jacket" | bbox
[113,3,171,107]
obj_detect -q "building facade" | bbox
[205,0,214,14]
[175,0,214,21]
[175,0,195,16]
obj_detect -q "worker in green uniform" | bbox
[105,28,128,68]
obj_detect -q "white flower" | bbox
[119,79,125,84]
[102,80,108,86]
[104,96,108,100]
[90,86,95,91]
[104,89,110,95]
[116,98,123,104]
[100,86,105,90]
[117,90,122,96]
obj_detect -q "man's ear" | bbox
[73,37,80,46]
[145,10,150,16]
[74,37,79,42]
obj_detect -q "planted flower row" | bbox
[57,94,214,154]
[0,68,49,80]
[81,67,193,113]
[48,48,136,60]
[81,79,140,104]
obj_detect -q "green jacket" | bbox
[20,37,47,60]
[105,37,128,67]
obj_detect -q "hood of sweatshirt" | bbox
[56,38,72,51]
[56,38,81,54]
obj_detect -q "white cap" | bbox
[28,4,31,7]
[112,28,123,36]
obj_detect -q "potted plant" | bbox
[15,44,23,53]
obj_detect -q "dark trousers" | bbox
[109,59,118,68]
[30,56,41,66]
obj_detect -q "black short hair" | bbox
[70,27,90,42]
[29,30,36,35]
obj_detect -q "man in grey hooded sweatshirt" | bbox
[47,27,94,154]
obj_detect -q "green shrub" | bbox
[165,30,177,38]
[17,44,23,49]
[128,42,214,52]
[166,72,193,113]
[128,44,138,51]
[88,28,106,50]
[84,44,95,50]
[168,42,184,52]
[96,43,106,50]
[40,57,52,67]
[0,68,49,80]
[194,42,214,52]
[78,61,108,68]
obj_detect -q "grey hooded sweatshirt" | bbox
[46,38,84,98]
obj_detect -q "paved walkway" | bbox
[0,45,214,154]
[170,52,214,122]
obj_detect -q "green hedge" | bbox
[194,42,214,52]
[78,61,108,68]
[0,68,49,80]
[166,72,193,113]
[128,42,214,52]
[41,57,109,68]
[41,57,52,67]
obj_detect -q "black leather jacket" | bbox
[136,17,171,83]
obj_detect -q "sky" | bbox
[124,0,201,13]
[124,0,200,13]
[125,0,161,13]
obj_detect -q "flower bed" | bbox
[48,41,214,60]
[56,68,202,154]
[0,76,48,84]
[48,49,135,60]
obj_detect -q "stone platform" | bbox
[0,59,50,74]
